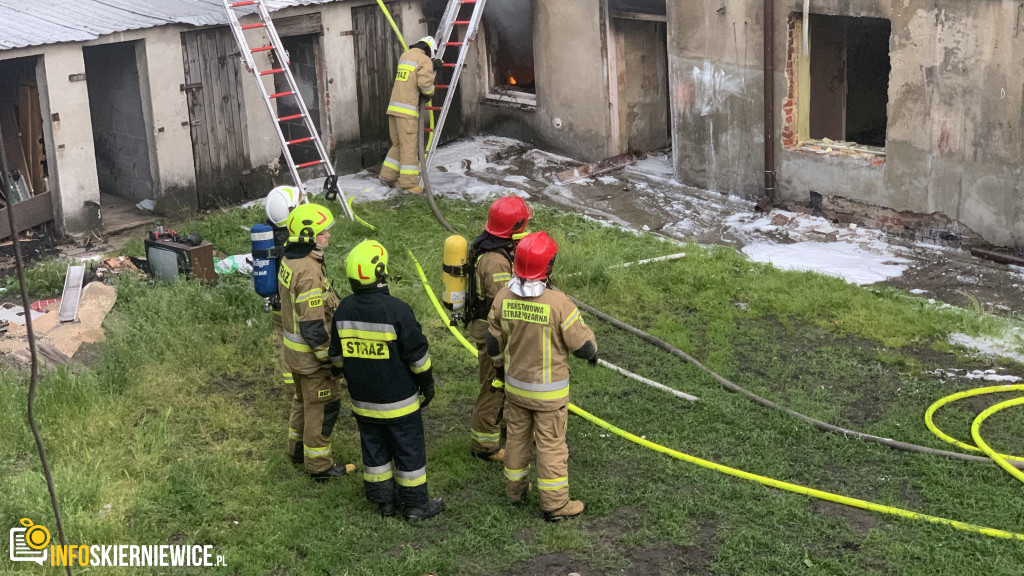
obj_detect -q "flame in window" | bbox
[509,76,517,85]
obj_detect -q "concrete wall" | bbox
[462,0,615,162]
[669,0,1024,247]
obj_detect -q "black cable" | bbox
[0,124,74,576]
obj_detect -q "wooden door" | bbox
[614,18,669,153]
[181,28,251,208]
[352,3,402,168]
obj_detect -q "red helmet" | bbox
[485,196,533,239]
[513,231,558,280]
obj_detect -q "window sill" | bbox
[787,138,886,164]
[484,90,537,110]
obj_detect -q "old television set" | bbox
[144,238,216,283]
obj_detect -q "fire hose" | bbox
[344,204,1024,541]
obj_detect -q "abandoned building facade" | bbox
[1,0,1022,248]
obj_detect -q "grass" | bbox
[2,195,1024,575]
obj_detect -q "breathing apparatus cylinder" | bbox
[442,234,468,326]
[251,223,277,298]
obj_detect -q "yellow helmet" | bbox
[286,203,335,244]
[346,239,389,286]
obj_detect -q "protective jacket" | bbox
[278,246,340,375]
[387,47,435,119]
[487,284,596,410]
[329,286,434,421]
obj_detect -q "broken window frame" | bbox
[783,13,890,158]
[480,5,537,108]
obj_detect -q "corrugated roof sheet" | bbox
[0,0,338,51]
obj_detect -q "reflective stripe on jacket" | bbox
[387,48,435,118]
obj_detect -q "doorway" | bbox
[611,15,669,154]
[83,41,156,222]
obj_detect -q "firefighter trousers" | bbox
[470,341,504,455]
[287,366,342,474]
[503,400,570,512]
[380,115,420,190]
[357,411,429,509]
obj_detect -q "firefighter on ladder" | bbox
[467,196,534,461]
[329,240,445,520]
[486,231,598,522]
[279,203,356,481]
[380,36,438,194]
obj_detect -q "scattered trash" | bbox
[30,299,61,313]
[0,302,44,326]
[98,503,112,518]
[0,319,8,339]
[94,256,145,284]
[215,254,253,276]
[556,152,636,184]
[136,199,155,212]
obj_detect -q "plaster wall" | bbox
[463,0,614,163]
[669,0,1024,246]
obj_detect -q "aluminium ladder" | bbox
[423,0,489,173]
[221,0,354,220]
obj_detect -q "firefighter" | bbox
[486,231,597,522]
[278,203,356,481]
[329,240,445,521]
[379,36,437,194]
[467,196,534,461]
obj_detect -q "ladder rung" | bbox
[241,23,266,30]
[443,63,456,68]
[251,45,274,53]
[288,137,314,145]
[269,91,293,99]
[435,84,450,89]
[454,20,471,25]
[424,128,434,133]
[278,114,304,122]
[229,0,256,7]
[425,106,442,111]
[260,68,285,76]
[297,160,324,168]
[446,42,463,46]
[461,0,478,3]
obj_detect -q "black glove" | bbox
[432,58,444,72]
[588,354,599,367]
[330,365,343,378]
[420,382,435,409]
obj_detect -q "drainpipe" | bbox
[757,0,777,212]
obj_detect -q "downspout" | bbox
[757,0,777,212]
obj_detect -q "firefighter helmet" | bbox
[418,36,438,59]
[286,203,335,244]
[346,239,389,286]
[485,196,533,239]
[513,231,558,280]
[265,185,302,227]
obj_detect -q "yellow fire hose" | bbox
[347,205,1024,542]
[925,384,1024,484]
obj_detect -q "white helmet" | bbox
[418,36,437,59]
[265,185,302,227]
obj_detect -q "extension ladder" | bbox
[423,0,489,172]
[221,0,354,220]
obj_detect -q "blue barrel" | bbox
[251,223,277,297]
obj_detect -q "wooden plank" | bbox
[18,81,45,195]
[275,12,323,37]
[0,190,53,240]
[610,10,667,22]
[201,30,228,206]
[213,30,240,202]
[222,28,249,202]
[556,153,637,184]
[0,99,31,195]
[182,32,210,205]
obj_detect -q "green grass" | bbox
[2,195,1024,575]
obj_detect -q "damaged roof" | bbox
[0,0,338,51]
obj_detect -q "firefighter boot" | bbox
[310,463,356,483]
[543,500,585,523]
[378,499,399,518]
[290,444,303,466]
[472,448,505,462]
[404,498,445,522]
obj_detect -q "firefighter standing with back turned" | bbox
[467,196,534,461]
[329,240,445,521]
[380,36,439,194]
[278,203,356,481]
[487,231,598,522]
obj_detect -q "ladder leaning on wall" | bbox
[423,0,490,173]
[221,0,354,220]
